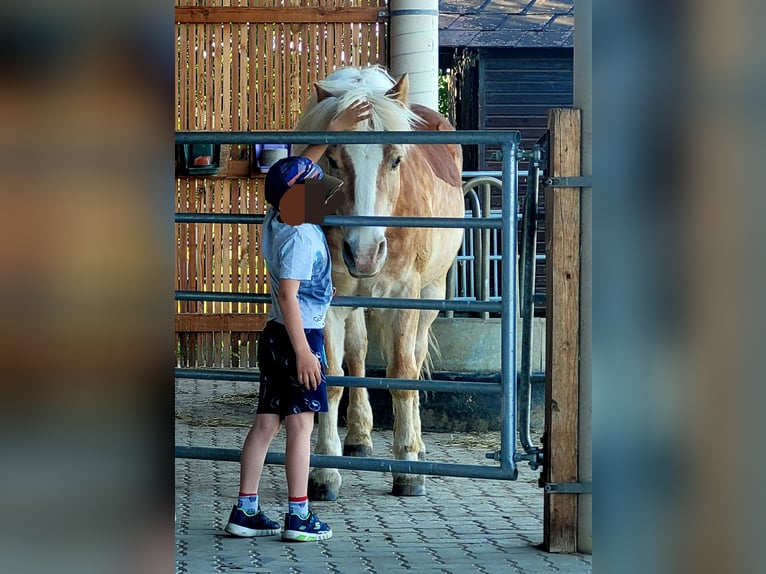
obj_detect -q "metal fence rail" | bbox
[175,129,523,481]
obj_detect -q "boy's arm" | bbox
[277,278,322,390]
[299,99,373,163]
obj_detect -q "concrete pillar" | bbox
[389,0,440,110]
[574,0,593,555]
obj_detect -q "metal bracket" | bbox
[542,482,592,494]
[543,176,592,188]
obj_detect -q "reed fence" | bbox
[175,0,388,367]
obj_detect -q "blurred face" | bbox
[278,179,346,226]
[277,183,306,226]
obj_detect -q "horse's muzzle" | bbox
[342,238,387,278]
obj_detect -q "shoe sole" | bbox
[224,523,281,537]
[281,529,333,542]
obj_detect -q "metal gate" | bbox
[174,128,543,482]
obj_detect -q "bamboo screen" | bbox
[176,1,388,367]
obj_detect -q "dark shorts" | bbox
[256,320,329,418]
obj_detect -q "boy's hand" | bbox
[295,347,322,390]
[328,99,373,131]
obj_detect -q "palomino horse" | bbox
[293,66,464,498]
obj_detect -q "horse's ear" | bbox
[315,83,334,102]
[385,73,409,104]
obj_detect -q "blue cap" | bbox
[264,156,324,208]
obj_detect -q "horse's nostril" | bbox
[375,240,386,260]
[343,240,354,263]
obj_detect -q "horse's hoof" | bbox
[343,444,373,457]
[391,475,427,497]
[308,481,339,501]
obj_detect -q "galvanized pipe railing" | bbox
[516,150,545,468]
[175,129,522,481]
[176,130,521,146]
[461,176,504,319]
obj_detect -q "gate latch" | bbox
[543,176,592,188]
[542,482,592,494]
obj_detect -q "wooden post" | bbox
[543,108,581,552]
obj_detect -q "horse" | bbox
[292,65,465,498]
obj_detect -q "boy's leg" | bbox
[240,413,281,493]
[282,411,333,541]
[284,411,314,498]
[224,413,282,537]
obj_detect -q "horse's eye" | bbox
[392,156,402,169]
[327,156,339,170]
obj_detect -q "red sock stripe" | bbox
[288,496,308,503]
[239,492,258,497]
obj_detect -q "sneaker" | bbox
[281,510,333,542]
[224,505,281,537]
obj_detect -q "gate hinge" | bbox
[542,481,592,494]
[543,176,592,188]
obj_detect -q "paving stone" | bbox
[176,379,592,574]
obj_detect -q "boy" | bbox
[224,100,372,542]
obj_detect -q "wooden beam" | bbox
[175,313,267,333]
[175,7,386,24]
[543,108,581,553]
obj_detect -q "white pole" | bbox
[574,0,593,555]
[389,0,440,110]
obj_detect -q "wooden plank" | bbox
[205,23,214,130]
[281,22,289,128]
[238,23,248,132]
[232,183,241,313]
[222,22,232,131]
[481,53,574,70]
[175,6,386,24]
[343,21,352,66]
[246,181,257,316]
[222,182,232,315]
[309,21,319,93]
[180,181,191,314]
[543,108,581,553]
[216,180,225,314]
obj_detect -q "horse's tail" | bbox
[420,325,441,380]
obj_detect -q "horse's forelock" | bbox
[297,67,422,134]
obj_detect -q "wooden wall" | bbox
[443,47,574,317]
[175,1,388,367]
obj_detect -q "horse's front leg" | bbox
[308,306,347,501]
[387,308,427,496]
[343,307,374,457]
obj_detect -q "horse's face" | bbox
[325,141,406,278]
[303,71,416,278]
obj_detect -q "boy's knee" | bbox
[286,411,315,433]
[254,414,281,435]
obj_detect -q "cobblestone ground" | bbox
[175,379,592,574]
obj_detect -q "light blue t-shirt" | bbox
[262,207,333,329]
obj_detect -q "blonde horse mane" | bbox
[295,66,423,138]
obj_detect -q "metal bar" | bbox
[543,482,593,494]
[175,446,519,481]
[176,367,545,385]
[175,290,502,313]
[499,141,518,479]
[466,188,483,318]
[176,130,522,146]
[462,170,529,178]
[517,161,543,463]
[174,213,503,230]
[543,176,592,188]
[481,184,492,318]
[175,368,502,394]
[461,176,502,320]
